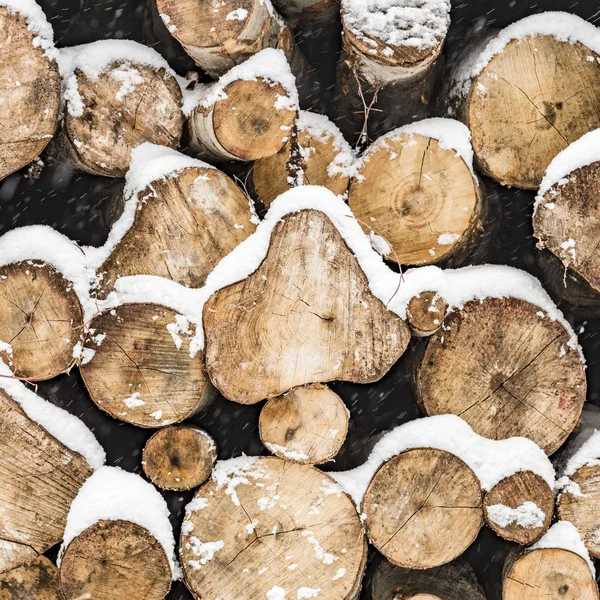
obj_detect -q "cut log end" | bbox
[180,456,367,600]
[483,471,553,545]
[503,548,599,600]
[65,63,183,177]
[259,384,349,464]
[467,36,600,189]
[80,303,215,428]
[0,262,83,381]
[363,448,483,570]
[557,463,600,558]
[416,297,586,454]
[0,556,61,600]
[348,133,482,266]
[142,425,217,491]
[0,7,60,181]
[59,520,172,600]
[406,292,448,337]
[203,209,411,404]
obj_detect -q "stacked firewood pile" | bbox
[2,0,600,599]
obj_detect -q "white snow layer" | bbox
[531,521,595,576]
[535,127,600,214]
[181,48,298,115]
[330,415,555,505]
[341,0,450,52]
[0,360,105,469]
[453,12,600,98]
[60,466,179,578]
[0,0,58,60]
[486,502,545,529]
[562,430,600,477]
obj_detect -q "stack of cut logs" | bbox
[3,1,600,600]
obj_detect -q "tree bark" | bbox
[483,471,553,545]
[457,35,600,190]
[0,262,84,381]
[59,520,172,600]
[96,164,256,299]
[0,7,60,181]
[80,303,216,428]
[142,425,217,491]
[348,131,483,266]
[372,559,486,600]
[416,297,586,455]
[0,390,92,572]
[0,556,61,600]
[180,456,367,600]
[259,384,349,464]
[503,547,599,600]
[203,209,411,404]
[406,292,448,337]
[362,448,483,570]
[60,61,184,177]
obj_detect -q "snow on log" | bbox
[335,0,450,144]
[483,471,553,545]
[372,559,486,600]
[57,40,184,177]
[142,425,217,491]
[450,12,600,190]
[185,49,298,162]
[502,522,598,600]
[252,111,355,206]
[203,208,411,404]
[91,144,257,299]
[0,556,61,599]
[258,384,349,464]
[362,447,483,569]
[348,120,483,266]
[59,466,177,599]
[0,1,60,181]
[180,456,367,600]
[79,302,216,428]
[533,128,600,304]
[406,291,448,337]
[0,361,104,571]
[416,297,586,454]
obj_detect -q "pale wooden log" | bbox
[406,292,448,337]
[80,303,215,428]
[59,520,172,600]
[203,209,411,404]
[259,384,349,464]
[0,7,60,181]
[142,425,217,491]
[372,559,486,600]
[0,390,92,572]
[461,35,600,189]
[348,132,483,266]
[188,78,297,162]
[0,556,61,600]
[252,111,353,206]
[96,164,256,299]
[416,297,586,454]
[180,456,366,600]
[483,471,553,545]
[503,547,599,600]
[362,448,483,570]
[0,262,84,382]
[61,62,183,177]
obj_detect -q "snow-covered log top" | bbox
[60,466,179,579]
[452,12,600,99]
[330,415,555,505]
[181,48,298,116]
[0,359,105,469]
[534,128,600,214]
[341,0,450,55]
[357,117,474,176]
[0,0,57,60]
[559,430,600,479]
